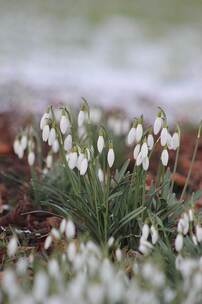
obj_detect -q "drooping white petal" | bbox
[107,148,115,168]
[40,113,49,130]
[136,152,143,166]
[142,223,150,240]
[142,156,149,171]
[115,248,122,262]
[52,139,59,153]
[46,154,53,169]
[161,149,169,166]
[127,127,136,145]
[196,225,202,242]
[60,219,67,234]
[150,225,159,245]
[48,127,56,146]
[17,144,24,159]
[133,144,141,160]
[13,139,20,155]
[153,117,163,135]
[64,134,72,151]
[160,128,168,146]
[80,158,88,175]
[7,236,18,257]
[136,124,143,142]
[97,135,105,153]
[147,134,154,150]
[21,135,28,150]
[60,115,69,134]
[65,220,76,239]
[77,153,85,170]
[172,132,180,150]
[98,168,104,183]
[166,132,173,150]
[42,125,50,142]
[68,152,78,170]
[141,142,148,158]
[175,233,183,252]
[28,151,35,166]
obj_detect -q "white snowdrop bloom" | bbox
[28,151,35,166]
[44,235,52,250]
[52,139,59,153]
[147,134,154,150]
[107,148,115,168]
[107,237,114,247]
[177,219,185,234]
[175,233,183,252]
[33,271,49,302]
[182,213,189,235]
[139,240,153,255]
[98,168,104,183]
[127,127,136,145]
[17,144,24,159]
[13,139,20,155]
[192,234,198,246]
[161,149,169,166]
[136,124,143,142]
[67,242,77,262]
[142,156,149,171]
[51,228,60,240]
[141,142,148,158]
[48,127,56,146]
[77,153,85,171]
[133,144,141,160]
[115,248,122,262]
[136,152,143,166]
[42,125,50,142]
[78,110,85,127]
[65,220,76,239]
[48,259,60,278]
[16,257,28,275]
[97,135,105,153]
[60,219,67,234]
[80,158,88,175]
[160,127,168,146]
[21,135,28,150]
[64,134,72,151]
[40,112,49,130]
[60,115,69,134]
[142,223,150,240]
[46,154,53,169]
[151,225,159,244]
[7,236,18,257]
[153,116,163,135]
[68,152,78,170]
[189,209,194,222]
[172,132,180,150]
[196,224,202,242]
[166,132,173,150]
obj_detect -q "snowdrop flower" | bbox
[21,135,28,150]
[33,271,49,302]
[153,115,163,135]
[51,228,60,240]
[107,146,115,168]
[136,123,143,142]
[17,144,24,159]
[161,148,169,166]
[147,134,154,150]
[166,132,173,150]
[150,225,159,245]
[77,152,84,171]
[142,156,149,171]
[98,168,104,183]
[127,127,136,146]
[172,132,180,150]
[42,125,50,142]
[60,115,69,134]
[68,151,78,170]
[160,127,168,147]
[133,144,141,160]
[78,110,85,127]
[44,235,52,250]
[28,151,35,166]
[13,139,20,155]
[64,134,72,151]
[40,112,49,130]
[60,219,67,234]
[67,242,77,261]
[65,220,76,239]
[141,142,148,158]
[175,233,183,252]
[7,236,18,257]
[46,154,53,169]
[48,127,56,146]
[115,248,122,262]
[139,239,153,255]
[182,213,189,235]
[80,157,88,175]
[136,152,143,166]
[108,236,114,248]
[196,224,202,242]
[52,139,59,153]
[97,135,105,153]
[142,223,150,240]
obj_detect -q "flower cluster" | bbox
[139,223,159,255]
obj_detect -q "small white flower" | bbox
[65,220,76,239]
[142,156,149,171]
[52,139,59,153]
[21,135,28,150]
[68,151,78,170]
[67,242,77,261]
[48,127,56,146]
[107,237,114,247]
[139,240,153,255]
[153,116,163,135]
[175,233,183,252]
[196,224,202,242]
[51,228,60,240]
[46,154,53,169]
[13,139,20,155]
[80,158,88,175]
[142,223,150,240]
[115,248,122,262]
[42,125,50,142]
[150,225,159,245]
[141,142,148,158]
[107,148,115,168]
[172,132,180,150]
[78,110,85,127]
[40,112,49,130]
[28,151,35,166]
[166,132,173,150]
[17,144,24,159]
[136,152,143,166]
[64,134,72,151]
[133,144,141,160]
[97,135,105,153]
[147,134,154,150]
[160,127,168,147]
[60,115,69,134]
[77,153,85,171]
[98,168,104,183]
[7,236,18,257]
[161,149,169,166]
[127,127,136,145]
[136,124,143,142]
[60,219,67,234]
[44,235,52,250]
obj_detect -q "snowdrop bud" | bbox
[142,156,149,171]
[150,225,159,245]
[188,209,194,222]
[97,135,105,153]
[60,219,67,234]
[147,134,154,150]
[65,220,76,239]
[127,127,136,145]
[107,147,115,168]
[80,158,88,175]
[78,110,85,127]
[13,139,20,155]
[196,224,202,242]
[48,127,56,146]
[192,234,198,246]
[46,154,53,169]
[28,151,35,166]
[77,153,84,171]
[68,151,78,170]
[136,152,143,166]
[107,237,114,248]
[136,124,143,142]
[42,125,50,142]
[133,144,140,160]
[67,242,77,261]
[60,115,69,134]
[160,127,168,146]
[153,116,163,135]
[141,142,148,158]
[40,112,49,130]
[7,236,18,257]
[161,149,169,166]
[21,135,28,150]
[64,134,72,151]
[142,223,150,240]
[51,228,60,240]
[175,233,183,252]
[172,132,180,150]
[44,235,52,250]
[115,248,122,262]
[98,168,104,183]
[52,139,59,153]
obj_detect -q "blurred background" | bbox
[0,0,202,122]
